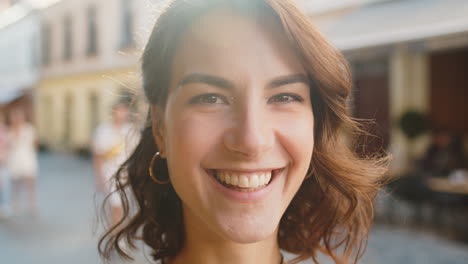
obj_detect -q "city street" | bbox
[1,152,468,264]
[0,152,148,264]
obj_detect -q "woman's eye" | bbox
[268,93,304,104]
[190,94,228,105]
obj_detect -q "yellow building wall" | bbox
[388,46,430,174]
[36,68,140,151]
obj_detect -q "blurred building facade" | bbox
[301,0,468,173]
[0,1,40,121]
[35,0,154,151]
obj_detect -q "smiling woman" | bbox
[98,0,388,264]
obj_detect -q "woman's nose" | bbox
[223,104,274,159]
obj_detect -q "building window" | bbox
[44,95,53,140]
[89,92,99,135]
[63,15,73,61]
[64,93,74,145]
[86,6,98,56]
[41,23,51,66]
[120,0,134,49]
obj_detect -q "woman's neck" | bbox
[172,238,282,264]
[170,209,282,264]
[11,123,22,134]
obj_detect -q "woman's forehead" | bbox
[184,9,270,47]
[171,9,304,84]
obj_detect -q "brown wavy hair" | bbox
[98,0,388,263]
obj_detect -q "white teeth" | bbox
[266,173,271,184]
[215,171,273,189]
[250,175,259,188]
[218,172,225,183]
[230,174,238,185]
[239,175,249,187]
[259,174,265,186]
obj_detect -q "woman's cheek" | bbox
[275,109,314,142]
[274,111,314,172]
[169,110,226,156]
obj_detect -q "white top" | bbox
[7,123,38,179]
[92,122,138,182]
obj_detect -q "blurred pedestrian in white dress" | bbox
[93,102,138,226]
[0,111,10,217]
[7,108,38,216]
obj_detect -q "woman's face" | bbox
[153,10,314,243]
[10,109,26,126]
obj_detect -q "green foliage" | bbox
[398,110,427,140]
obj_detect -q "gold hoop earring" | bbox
[305,166,315,179]
[149,152,170,184]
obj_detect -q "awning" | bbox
[0,87,27,105]
[313,0,468,51]
[0,0,62,30]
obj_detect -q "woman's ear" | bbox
[150,105,167,158]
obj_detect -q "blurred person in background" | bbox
[98,0,388,263]
[420,129,467,178]
[7,108,38,216]
[0,110,10,218]
[92,100,137,227]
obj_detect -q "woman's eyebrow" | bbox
[178,73,235,90]
[267,74,309,89]
[178,73,309,90]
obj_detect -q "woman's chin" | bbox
[215,214,280,244]
[223,228,277,244]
